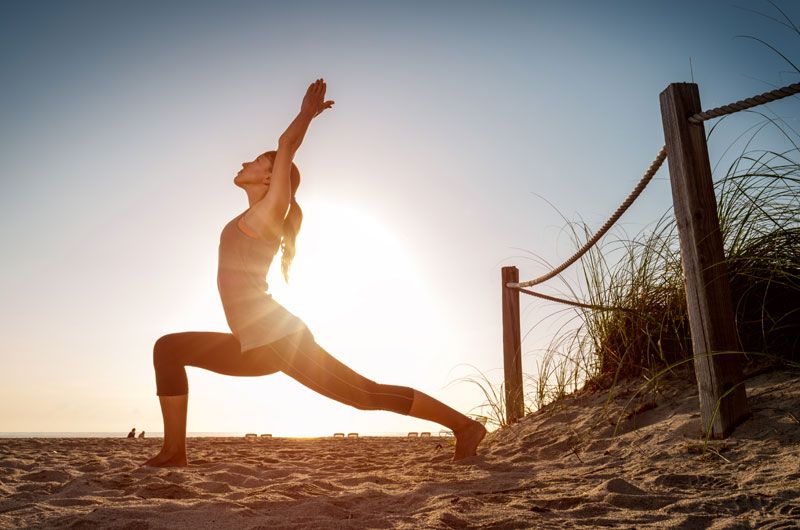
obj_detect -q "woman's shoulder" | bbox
[237,215,281,243]
[235,208,283,242]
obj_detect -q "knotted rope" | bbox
[689,82,800,124]
[507,82,799,309]
[516,287,632,313]
[507,146,667,290]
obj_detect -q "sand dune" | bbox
[1,369,799,529]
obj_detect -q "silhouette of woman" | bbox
[144,79,486,467]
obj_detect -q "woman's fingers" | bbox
[304,78,331,117]
[308,80,322,101]
[308,79,322,92]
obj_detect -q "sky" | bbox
[1,0,798,437]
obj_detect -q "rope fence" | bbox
[500,81,798,431]
[507,146,666,291]
[688,82,800,124]
[515,287,632,313]
[506,82,800,296]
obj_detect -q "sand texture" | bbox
[1,369,799,529]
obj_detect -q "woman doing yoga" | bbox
[145,79,487,467]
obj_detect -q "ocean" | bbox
[0,432,239,438]
[0,431,452,438]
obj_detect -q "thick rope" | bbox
[689,82,800,124]
[506,82,798,305]
[508,145,667,289]
[514,287,632,313]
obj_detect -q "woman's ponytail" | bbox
[262,150,303,283]
[280,195,302,282]
[280,162,303,283]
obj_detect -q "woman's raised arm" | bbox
[246,79,334,237]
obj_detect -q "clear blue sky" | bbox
[1,0,798,435]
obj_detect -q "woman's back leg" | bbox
[267,329,486,459]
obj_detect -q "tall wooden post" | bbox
[660,83,749,438]
[501,266,524,424]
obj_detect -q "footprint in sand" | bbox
[196,481,232,494]
[592,478,677,511]
[336,475,395,487]
[76,462,107,473]
[46,498,97,507]
[654,473,735,491]
[136,481,196,500]
[21,470,72,483]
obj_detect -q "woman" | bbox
[145,79,486,467]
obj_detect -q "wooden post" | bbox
[501,266,524,424]
[659,83,749,438]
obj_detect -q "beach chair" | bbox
[347,433,359,439]
[407,432,418,438]
[333,432,345,438]
[260,434,272,439]
[420,432,431,437]
[244,433,257,441]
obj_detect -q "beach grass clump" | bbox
[720,146,800,359]
[450,366,511,429]
[575,215,690,380]
[464,6,800,423]
[557,116,800,394]
[454,134,799,425]
[462,124,800,427]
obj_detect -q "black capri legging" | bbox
[152,328,415,416]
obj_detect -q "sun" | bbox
[267,198,431,340]
[189,198,451,436]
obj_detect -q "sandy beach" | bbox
[2,368,798,529]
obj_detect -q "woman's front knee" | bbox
[153,334,179,369]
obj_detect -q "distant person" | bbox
[127,428,136,438]
[145,79,486,467]
[138,431,146,439]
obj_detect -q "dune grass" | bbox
[526,112,800,421]
[456,7,800,432]
[458,119,798,432]
[457,102,799,434]
[534,8,800,422]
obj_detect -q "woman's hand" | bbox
[300,78,334,119]
[278,78,333,152]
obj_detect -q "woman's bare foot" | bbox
[453,419,487,461]
[143,448,188,467]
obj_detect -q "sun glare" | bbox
[188,198,452,436]
[269,199,438,339]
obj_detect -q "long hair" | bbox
[263,151,303,283]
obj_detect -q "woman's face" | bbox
[234,153,273,189]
